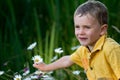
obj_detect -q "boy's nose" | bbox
[78,29,85,35]
[75,28,85,36]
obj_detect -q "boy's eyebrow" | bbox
[74,24,91,28]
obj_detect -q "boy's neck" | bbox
[87,46,93,52]
[87,45,94,52]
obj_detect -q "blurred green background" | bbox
[0,0,120,80]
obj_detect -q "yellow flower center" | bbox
[35,59,39,62]
[16,78,20,80]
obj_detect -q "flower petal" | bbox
[27,42,37,50]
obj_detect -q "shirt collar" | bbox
[84,34,106,53]
[91,34,106,53]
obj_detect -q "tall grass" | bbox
[0,0,24,71]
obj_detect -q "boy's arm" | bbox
[33,55,74,72]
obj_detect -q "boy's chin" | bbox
[79,41,88,46]
[80,43,88,46]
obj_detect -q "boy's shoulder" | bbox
[104,37,120,47]
[103,37,120,55]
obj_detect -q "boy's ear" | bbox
[100,24,108,36]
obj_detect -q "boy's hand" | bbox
[33,62,47,71]
[33,56,73,72]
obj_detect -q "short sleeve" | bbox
[70,47,83,67]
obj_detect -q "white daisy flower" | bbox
[0,71,4,76]
[30,75,38,79]
[51,55,58,62]
[42,75,49,78]
[23,77,31,80]
[14,74,22,80]
[47,71,53,75]
[54,48,63,54]
[42,75,55,80]
[34,70,46,75]
[34,70,42,74]
[72,70,80,75]
[23,70,30,76]
[32,55,43,64]
[27,42,37,50]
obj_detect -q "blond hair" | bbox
[74,1,108,25]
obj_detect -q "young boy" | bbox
[33,1,120,80]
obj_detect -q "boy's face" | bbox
[74,14,106,47]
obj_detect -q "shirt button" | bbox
[90,67,93,70]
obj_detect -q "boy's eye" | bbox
[85,26,91,29]
[75,25,80,28]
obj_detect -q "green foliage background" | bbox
[0,0,120,79]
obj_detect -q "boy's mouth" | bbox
[79,37,88,41]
